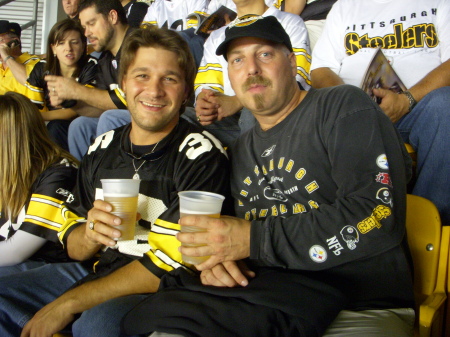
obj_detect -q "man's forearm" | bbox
[285,0,306,15]
[72,100,104,117]
[67,224,103,261]
[71,85,118,112]
[409,59,450,103]
[22,260,160,336]
[41,108,77,121]
[311,67,345,88]
[61,261,159,314]
[5,57,27,84]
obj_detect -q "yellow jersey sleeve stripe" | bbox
[57,214,86,245]
[145,218,197,272]
[24,82,44,93]
[24,58,41,75]
[294,48,312,86]
[114,87,128,107]
[194,84,223,93]
[25,194,73,232]
[195,68,225,92]
[197,63,222,73]
[141,21,158,27]
[153,218,180,230]
[186,19,199,29]
[23,82,45,106]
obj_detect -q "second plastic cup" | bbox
[178,191,225,265]
[101,179,140,241]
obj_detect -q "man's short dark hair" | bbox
[79,0,127,25]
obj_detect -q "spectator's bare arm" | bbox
[374,59,450,122]
[46,75,119,114]
[310,67,345,88]
[284,0,307,16]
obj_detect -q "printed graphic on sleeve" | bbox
[357,205,392,234]
[309,245,327,263]
[340,225,359,250]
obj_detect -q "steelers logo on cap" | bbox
[229,14,264,28]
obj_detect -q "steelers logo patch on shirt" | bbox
[376,154,389,170]
[309,245,327,263]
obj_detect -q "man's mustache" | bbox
[242,76,272,91]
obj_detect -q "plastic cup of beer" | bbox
[101,179,140,241]
[178,191,225,265]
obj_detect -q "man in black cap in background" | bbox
[122,15,415,337]
[0,20,40,94]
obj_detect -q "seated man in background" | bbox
[192,0,311,146]
[142,0,207,31]
[275,0,337,50]
[310,0,450,226]
[142,0,208,67]
[122,16,414,337]
[0,20,40,94]
[0,26,231,337]
[46,0,130,160]
[62,0,80,19]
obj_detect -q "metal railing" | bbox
[0,0,39,54]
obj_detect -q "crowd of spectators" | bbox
[0,0,448,336]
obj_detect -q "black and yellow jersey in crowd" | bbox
[0,158,78,263]
[58,119,232,278]
[0,52,40,95]
[24,57,98,112]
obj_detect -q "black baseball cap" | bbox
[216,15,293,60]
[0,20,21,38]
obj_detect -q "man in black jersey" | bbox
[122,16,415,337]
[0,27,230,337]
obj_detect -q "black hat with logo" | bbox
[216,15,292,60]
[0,20,21,38]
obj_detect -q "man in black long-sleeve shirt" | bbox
[123,15,415,337]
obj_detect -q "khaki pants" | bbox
[149,308,415,337]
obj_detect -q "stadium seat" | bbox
[405,143,417,168]
[406,194,449,337]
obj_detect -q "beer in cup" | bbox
[178,191,225,265]
[101,179,140,241]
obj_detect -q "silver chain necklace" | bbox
[131,141,159,180]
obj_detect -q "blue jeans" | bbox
[96,109,131,136]
[0,262,89,337]
[0,261,146,337]
[182,107,241,148]
[68,116,99,160]
[72,294,147,337]
[395,87,450,226]
[47,119,72,152]
[178,28,206,69]
[0,260,48,278]
[68,110,131,161]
